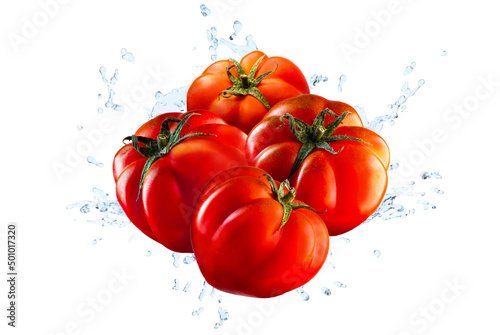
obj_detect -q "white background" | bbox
[1,0,500,334]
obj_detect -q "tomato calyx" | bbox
[122,113,216,199]
[219,55,278,110]
[261,174,320,232]
[280,108,371,178]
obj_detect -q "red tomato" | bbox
[186,51,310,133]
[192,166,329,298]
[113,110,247,253]
[246,94,390,236]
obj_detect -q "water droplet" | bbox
[310,74,328,87]
[80,204,90,213]
[218,294,223,303]
[338,74,346,93]
[183,254,196,264]
[172,279,180,290]
[128,234,136,243]
[97,107,103,114]
[333,281,347,288]
[87,156,104,168]
[296,286,310,301]
[91,237,102,245]
[110,69,119,85]
[99,66,108,85]
[172,253,180,268]
[146,250,151,257]
[329,262,336,269]
[97,93,102,100]
[229,20,242,40]
[199,281,208,301]
[200,4,211,17]
[388,163,399,171]
[340,236,350,243]
[441,50,447,56]
[121,48,135,64]
[430,187,444,195]
[192,307,204,316]
[77,125,83,131]
[374,250,381,258]
[211,287,216,298]
[183,281,191,292]
[321,286,331,296]
[404,62,416,75]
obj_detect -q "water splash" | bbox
[354,106,369,127]
[310,74,328,87]
[192,307,204,316]
[338,74,347,93]
[333,281,347,288]
[150,87,188,118]
[206,21,258,60]
[430,187,444,195]
[364,177,431,222]
[121,48,135,64]
[417,200,436,210]
[110,69,119,85]
[321,286,332,296]
[296,286,310,301]
[87,156,104,168]
[374,250,381,258]
[172,253,180,268]
[214,307,230,329]
[183,282,191,293]
[67,188,130,228]
[340,237,350,243]
[200,4,211,17]
[420,171,442,180]
[207,27,218,61]
[367,78,425,133]
[173,279,180,291]
[404,62,416,75]
[219,35,258,57]
[183,254,196,264]
[99,66,124,112]
[199,281,208,301]
[229,20,242,40]
[388,163,399,171]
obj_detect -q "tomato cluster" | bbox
[113,51,389,298]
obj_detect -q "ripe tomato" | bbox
[186,51,310,133]
[246,94,390,236]
[113,111,247,253]
[192,166,329,298]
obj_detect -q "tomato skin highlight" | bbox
[192,166,329,298]
[187,51,310,134]
[246,94,390,236]
[113,110,248,253]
